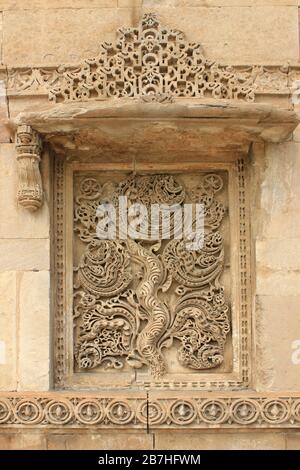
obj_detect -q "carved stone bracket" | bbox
[15,124,43,211]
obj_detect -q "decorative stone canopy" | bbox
[12,13,299,210]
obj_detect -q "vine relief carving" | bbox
[47,13,255,103]
[73,172,230,379]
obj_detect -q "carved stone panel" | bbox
[54,159,251,390]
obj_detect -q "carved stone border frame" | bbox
[1,392,300,429]
[52,155,252,391]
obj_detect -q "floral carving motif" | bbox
[46,13,255,103]
[75,240,132,298]
[73,172,229,378]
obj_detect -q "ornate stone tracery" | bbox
[73,172,230,380]
[47,13,255,103]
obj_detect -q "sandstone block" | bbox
[3,7,298,66]
[286,433,300,450]
[255,295,300,391]
[154,431,286,450]
[0,239,49,272]
[254,142,300,239]
[18,271,50,391]
[134,6,299,64]
[0,271,17,391]
[65,432,153,450]
[256,239,300,271]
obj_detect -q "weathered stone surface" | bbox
[47,431,153,450]
[3,7,298,66]
[18,271,50,390]
[3,9,119,66]
[256,272,300,296]
[256,239,300,271]
[286,433,300,450]
[252,142,300,239]
[0,239,49,271]
[64,432,153,450]
[21,433,47,450]
[121,6,299,64]
[155,431,286,449]
[0,271,17,391]
[150,1,300,4]
[0,0,116,8]
[118,0,142,6]
[255,295,300,391]
[46,434,68,450]
[0,431,46,450]
[0,144,50,238]
[14,100,298,166]
[0,429,294,450]
[1,0,299,7]
[0,432,22,450]
[120,1,300,7]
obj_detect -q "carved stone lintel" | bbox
[16,124,43,211]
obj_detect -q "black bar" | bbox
[0,450,299,467]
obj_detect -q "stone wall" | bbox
[0,429,300,450]
[1,0,300,450]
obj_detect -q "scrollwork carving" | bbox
[73,172,230,379]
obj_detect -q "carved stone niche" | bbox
[11,14,299,394]
[56,163,247,391]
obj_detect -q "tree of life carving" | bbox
[73,173,230,379]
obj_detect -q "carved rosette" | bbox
[1,394,300,428]
[15,124,43,211]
